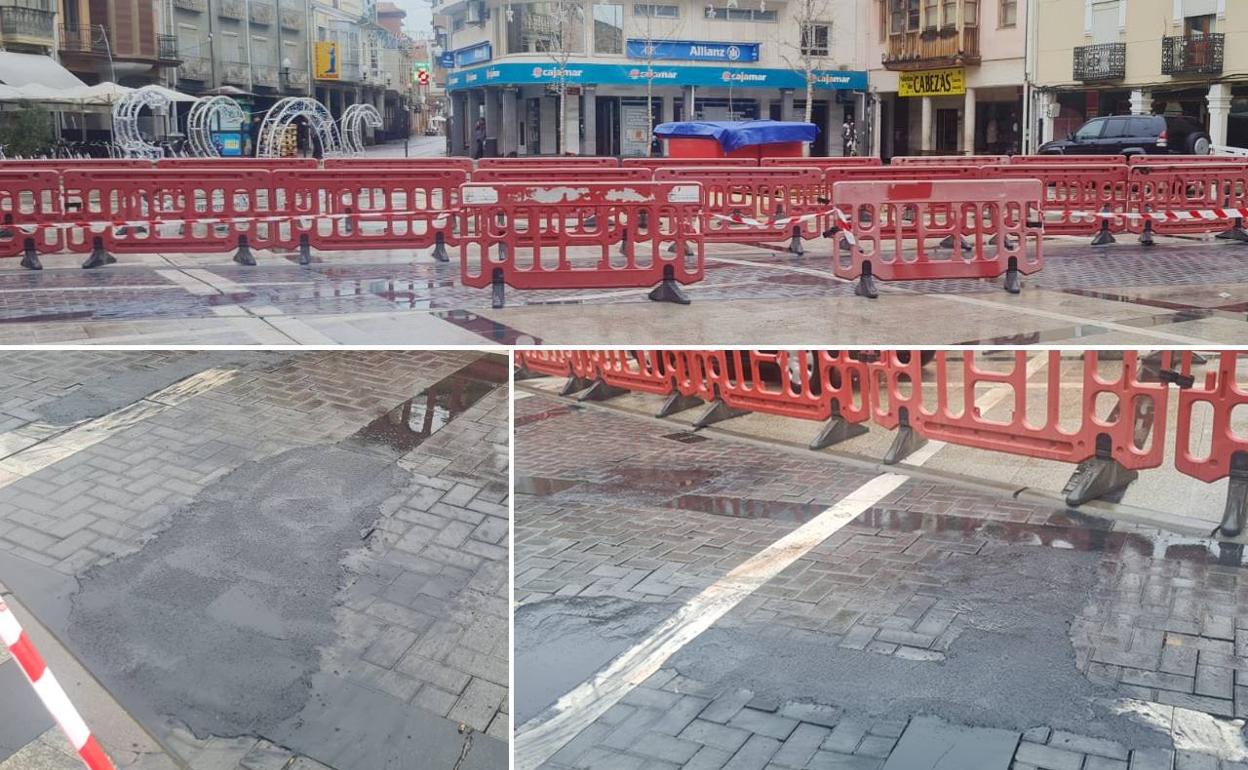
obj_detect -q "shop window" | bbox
[999,0,1015,26]
[593,3,623,53]
[801,23,830,56]
[633,3,678,17]
[505,1,586,54]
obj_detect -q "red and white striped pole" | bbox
[0,597,115,770]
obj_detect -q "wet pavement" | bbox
[1,234,1247,344]
[0,351,510,770]
[514,384,1248,769]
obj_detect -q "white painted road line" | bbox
[514,354,1045,769]
[0,368,238,491]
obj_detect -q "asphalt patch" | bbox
[0,660,54,761]
[34,351,274,425]
[515,595,680,725]
[667,544,1174,749]
[66,443,406,739]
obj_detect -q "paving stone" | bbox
[727,708,799,741]
[1084,757,1130,770]
[1129,748,1176,770]
[822,719,871,754]
[806,751,885,770]
[1175,751,1218,770]
[1194,664,1234,701]
[881,717,1017,770]
[1047,731,1128,760]
[1013,742,1085,770]
[1021,727,1051,744]
[778,702,842,729]
[685,746,734,770]
[680,720,753,755]
[723,735,783,770]
[771,723,833,768]
[629,733,702,765]
[701,689,756,724]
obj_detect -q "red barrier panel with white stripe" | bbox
[890,155,1009,165]
[593,350,679,395]
[477,157,620,168]
[471,167,652,184]
[0,598,115,770]
[1125,162,1248,237]
[985,163,1130,237]
[1010,155,1126,164]
[760,157,882,167]
[457,180,704,306]
[515,350,575,377]
[1175,351,1248,485]
[0,170,65,262]
[324,157,476,172]
[622,158,757,169]
[830,179,1044,297]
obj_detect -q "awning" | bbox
[0,51,87,90]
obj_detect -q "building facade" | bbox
[438,0,870,156]
[867,0,1026,157]
[1031,0,1245,149]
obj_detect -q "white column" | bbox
[1208,82,1232,148]
[660,94,673,124]
[483,87,501,156]
[1038,91,1057,146]
[781,89,795,122]
[963,86,976,154]
[500,87,519,156]
[920,95,933,153]
[582,85,597,156]
[825,100,840,157]
[1129,88,1151,116]
[564,91,581,155]
[871,94,883,158]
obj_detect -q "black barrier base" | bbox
[578,379,628,402]
[1063,434,1136,506]
[1217,452,1248,538]
[882,410,927,465]
[513,367,546,382]
[855,270,879,300]
[431,232,450,263]
[1216,221,1248,243]
[1139,220,1156,247]
[692,399,749,429]
[940,234,973,251]
[233,236,257,267]
[666,242,695,257]
[789,227,804,256]
[657,392,703,418]
[560,376,594,396]
[649,266,691,305]
[298,234,312,266]
[81,238,115,269]
[491,268,505,309]
[810,408,869,451]
[20,240,41,271]
[1003,265,1021,295]
[584,214,598,229]
[823,226,838,239]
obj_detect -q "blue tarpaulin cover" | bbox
[653,120,819,152]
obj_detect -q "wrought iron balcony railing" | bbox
[253,64,279,87]
[58,22,107,54]
[178,55,212,80]
[1073,42,1125,81]
[1161,33,1223,75]
[0,7,55,44]
[157,34,179,62]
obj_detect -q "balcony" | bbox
[882,25,979,70]
[221,61,249,85]
[283,68,309,89]
[1073,42,1125,81]
[253,64,279,88]
[157,34,180,63]
[172,0,205,11]
[0,7,55,47]
[178,55,211,81]
[1161,33,1223,76]
[250,1,273,25]
[279,5,301,29]
[219,0,243,19]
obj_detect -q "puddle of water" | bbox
[514,476,581,496]
[668,494,832,523]
[351,356,505,453]
[606,466,720,491]
[662,431,710,444]
[515,405,580,427]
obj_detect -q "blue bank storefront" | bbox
[443,53,867,158]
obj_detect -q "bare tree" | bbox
[632,8,685,156]
[505,0,584,153]
[776,0,834,124]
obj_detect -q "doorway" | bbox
[596,96,621,156]
[936,108,959,153]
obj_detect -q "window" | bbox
[888,0,919,32]
[999,0,1015,26]
[941,0,954,26]
[923,0,937,28]
[1185,14,1214,38]
[801,23,829,56]
[704,5,773,20]
[908,0,920,28]
[964,0,977,25]
[633,3,678,17]
[593,3,623,53]
[251,35,270,65]
[1128,117,1160,136]
[1073,119,1104,141]
[505,2,586,54]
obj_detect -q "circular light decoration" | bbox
[187,95,247,158]
[256,97,343,158]
[112,85,173,159]
[339,103,383,156]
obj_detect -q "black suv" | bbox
[1037,114,1211,156]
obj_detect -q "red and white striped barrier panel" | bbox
[477,156,620,168]
[830,179,1044,297]
[0,598,115,770]
[891,155,1009,166]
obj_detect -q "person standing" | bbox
[474,118,487,159]
[841,116,856,157]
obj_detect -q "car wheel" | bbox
[1189,134,1211,155]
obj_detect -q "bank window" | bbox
[801,23,830,56]
[999,0,1015,26]
[634,3,678,16]
[505,1,586,54]
[593,3,623,53]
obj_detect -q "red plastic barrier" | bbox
[891,155,1009,166]
[1175,351,1247,484]
[830,179,1043,295]
[985,163,1130,236]
[261,168,466,253]
[457,180,704,298]
[1011,154,1126,164]
[0,159,151,169]
[58,168,277,255]
[325,157,476,172]
[1127,162,1248,236]
[156,158,318,169]
[471,167,651,183]
[654,166,827,245]
[623,157,757,169]
[825,165,985,185]
[1128,155,1244,165]
[478,157,619,168]
[516,350,575,377]
[703,350,870,423]
[0,170,64,260]
[585,350,679,395]
[868,350,1171,470]
[760,157,882,167]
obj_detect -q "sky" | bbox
[392,0,434,39]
